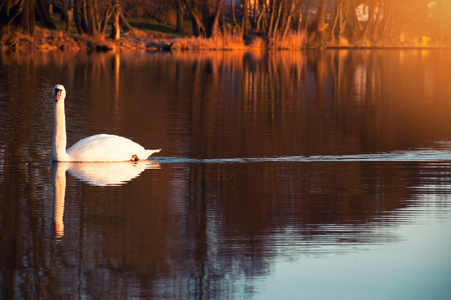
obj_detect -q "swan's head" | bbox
[53,84,66,103]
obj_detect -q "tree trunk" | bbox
[378,0,391,39]
[267,0,277,37]
[35,0,56,29]
[282,14,292,39]
[110,11,119,39]
[303,0,311,31]
[241,0,249,37]
[316,0,326,32]
[204,0,222,38]
[230,0,237,26]
[109,0,120,39]
[0,0,26,28]
[281,0,295,39]
[343,1,362,42]
[331,1,344,43]
[60,0,72,32]
[175,0,184,34]
[184,1,205,37]
[272,2,283,37]
[307,0,327,45]
[89,0,100,35]
[22,0,36,35]
[119,10,134,32]
[73,0,84,33]
[82,0,89,32]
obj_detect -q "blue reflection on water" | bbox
[151,148,451,164]
[258,213,451,300]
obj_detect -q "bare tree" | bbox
[110,0,121,40]
[59,0,72,32]
[36,0,57,29]
[177,0,223,38]
[175,0,184,33]
[3,0,450,48]
[0,0,55,38]
[230,0,237,26]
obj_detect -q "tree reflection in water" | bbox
[1,50,451,299]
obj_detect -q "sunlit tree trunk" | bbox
[316,0,327,32]
[255,3,265,32]
[281,0,296,39]
[110,0,120,40]
[268,0,281,38]
[331,0,348,43]
[306,0,327,45]
[241,0,249,36]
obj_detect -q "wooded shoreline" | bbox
[3,27,450,53]
[1,1,450,52]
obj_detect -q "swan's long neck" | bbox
[52,99,69,161]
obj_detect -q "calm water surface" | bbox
[1,49,451,299]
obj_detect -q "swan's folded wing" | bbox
[66,134,151,161]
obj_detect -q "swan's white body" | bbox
[52,84,161,162]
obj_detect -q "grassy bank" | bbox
[2,12,449,52]
[0,11,308,52]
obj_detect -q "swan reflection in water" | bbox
[51,161,161,239]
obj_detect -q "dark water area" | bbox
[1,49,451,299]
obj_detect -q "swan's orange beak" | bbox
[54,89,62,102]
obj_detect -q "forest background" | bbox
[1,0,450,51]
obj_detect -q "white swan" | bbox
[52,84,161,162]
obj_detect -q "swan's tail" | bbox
[139,149,162,160]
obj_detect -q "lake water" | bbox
[1,49,451,299]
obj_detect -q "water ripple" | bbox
[151,149,451,164]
